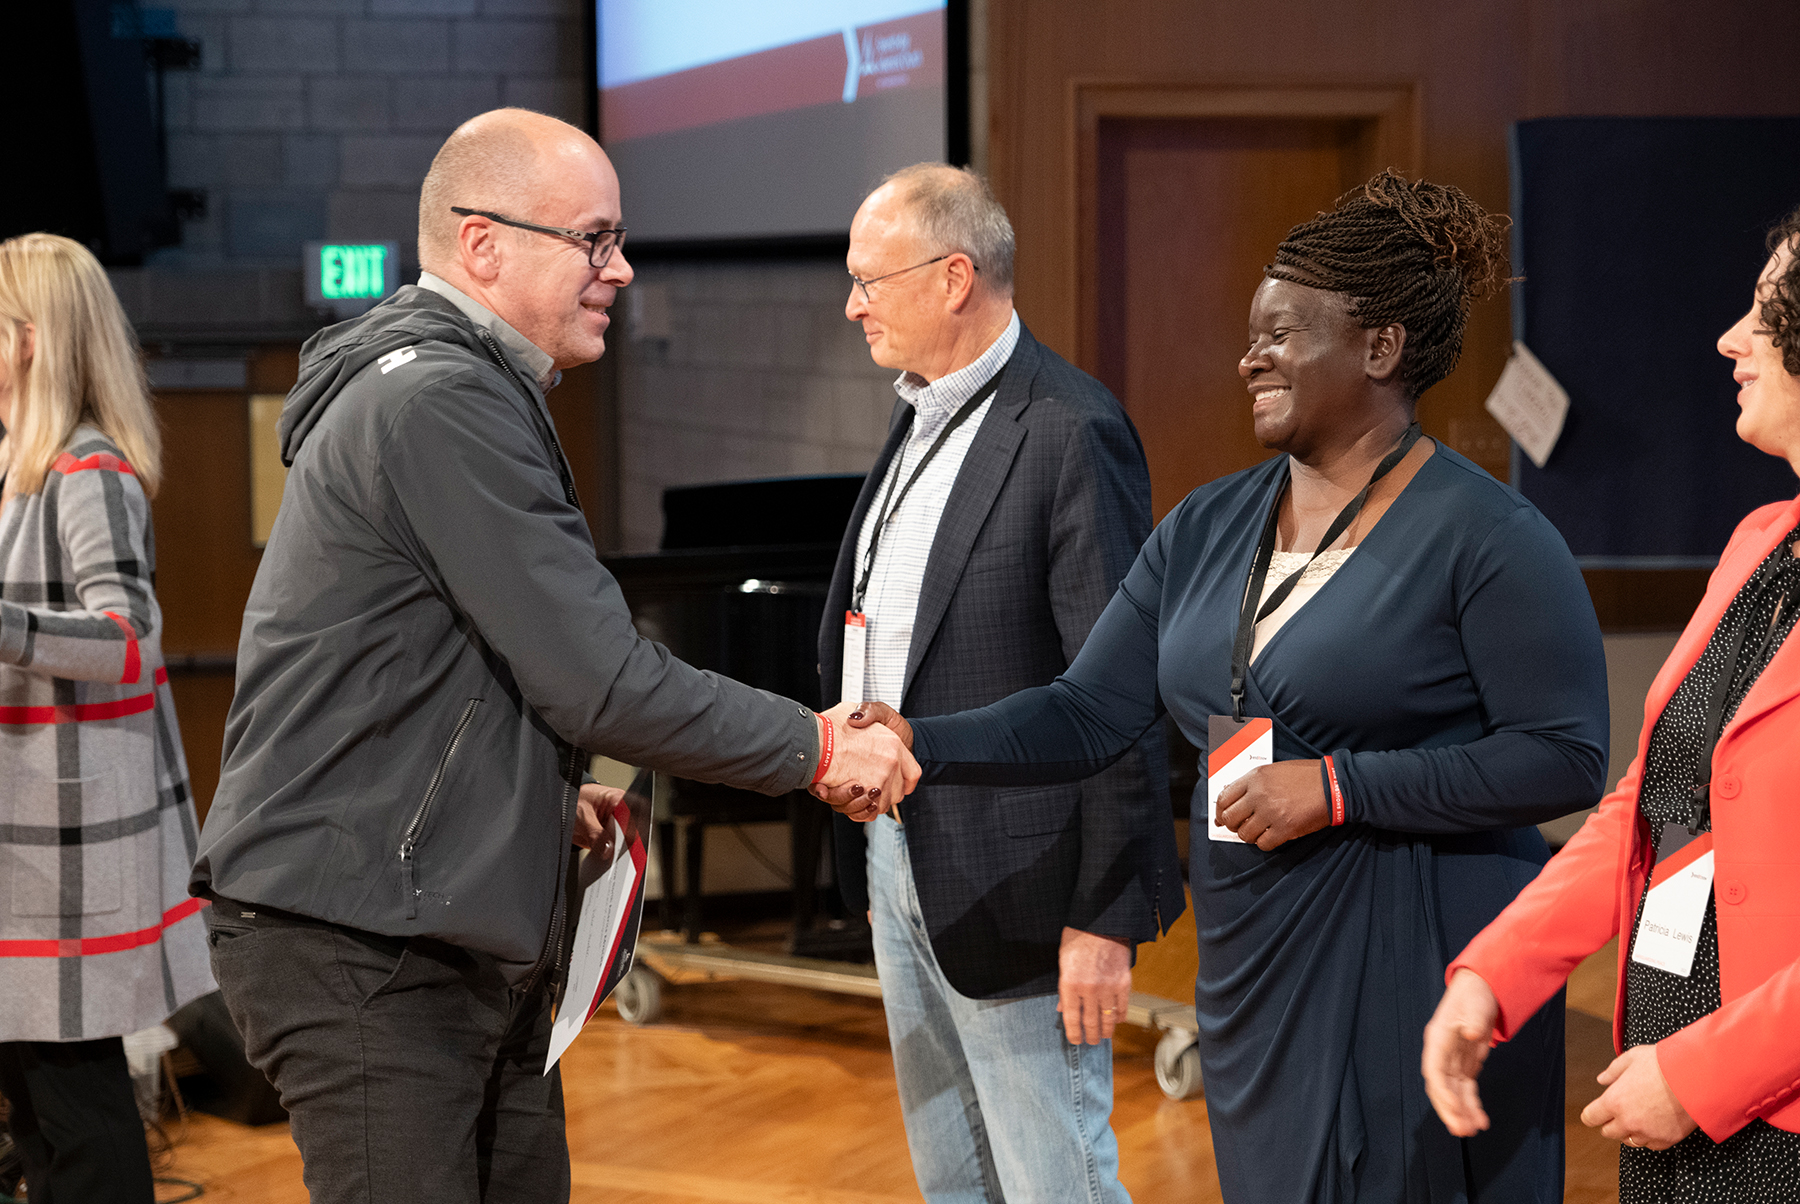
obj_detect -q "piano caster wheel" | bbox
[1154,1030,1204,1101]
[616,966,665,1026]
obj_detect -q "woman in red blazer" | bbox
[1423,208,1800,1200]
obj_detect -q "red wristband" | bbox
[1322,755,1346,826]
[811,713,834,786]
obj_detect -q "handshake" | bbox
[810,701,918,822]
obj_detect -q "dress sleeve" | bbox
[0,459,159,686]
[1328,505,1609,832]
[911,513,1170,785]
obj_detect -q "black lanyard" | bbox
[1229,423,1422,721]
[1687,548,1800,830]
[850,369,1004,613]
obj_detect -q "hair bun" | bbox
[1358,169,1511,302]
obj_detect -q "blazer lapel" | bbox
[1716,495,1800,738]
[900,334,1038,699]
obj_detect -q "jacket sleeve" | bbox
[1658,941,1800,1141]
[376,370,820,796]
[1046,409,1177,941]
[911,516,1170,783]
[1328,505,1610,832]
[1449,763,1642,1039]
[0,459,159,686]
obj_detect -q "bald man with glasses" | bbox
[192,108,913,1204]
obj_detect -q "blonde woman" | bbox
[0,233,212,1203]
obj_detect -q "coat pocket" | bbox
[398,699,482,919]
[10,769,124,918]
[998,782,1081,837]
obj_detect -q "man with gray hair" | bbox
[191,108,913,1203]
[817,164,1184,1202]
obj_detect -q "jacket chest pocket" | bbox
[10,768,124,919]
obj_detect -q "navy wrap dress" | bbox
[908,446,1610,1203]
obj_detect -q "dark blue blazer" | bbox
[820,324,1184,1000]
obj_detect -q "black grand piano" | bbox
[601,474,868,958]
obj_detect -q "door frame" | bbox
[1067,82,1422,375]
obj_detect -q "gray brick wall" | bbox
[612,263,897,552]
[131,0,585,300]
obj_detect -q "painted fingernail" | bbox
[849,711,864,721]
[868,788,881,799]
[850,785,864,797]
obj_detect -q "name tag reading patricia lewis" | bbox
[1630,827,1715,979]
[1207,716,1272,843]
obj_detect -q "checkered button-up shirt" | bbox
[851,311,1020,707]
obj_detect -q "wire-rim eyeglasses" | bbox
[849,253,979,302]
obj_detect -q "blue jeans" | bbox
[867,814,1130,1204]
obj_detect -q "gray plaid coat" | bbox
[0,425,214,1042]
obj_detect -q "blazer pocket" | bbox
[11,770,124,918]
[999,783,1081,837]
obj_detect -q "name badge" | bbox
[1630,826,1715,978]
[840,611,868,707]
[1207,715,1272,843]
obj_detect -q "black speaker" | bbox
[0,0,173,263]
[166,992,287,1127]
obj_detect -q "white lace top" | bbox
[1251,548,1355,660]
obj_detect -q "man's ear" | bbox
[458,216,503,286]
[1366,323,1406,383]
[943,253,979,313]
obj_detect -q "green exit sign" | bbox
[304,240,399,316]
[319,244,388,299]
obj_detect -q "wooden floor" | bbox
[154,939,1627,1204]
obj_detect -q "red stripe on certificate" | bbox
[0,898,206,957]
[0,691,155,725]
[1208,718,1271,777]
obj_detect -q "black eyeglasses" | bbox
[848,253,978,302]
[450,207,627,268]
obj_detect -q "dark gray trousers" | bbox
[206,900,569,1204]
[0,1036,154,1204]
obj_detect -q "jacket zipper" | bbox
[476,331,580,508]
[400,698,481,919]
[477,330,586,998]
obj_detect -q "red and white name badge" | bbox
[840,611,868,706]
[1207,715,1272,843]
[1630,828,1715,978]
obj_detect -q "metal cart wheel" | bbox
[1154,1030,1204,1100]
[615,966,665,1026]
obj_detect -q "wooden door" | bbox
[1093,116,1384,519]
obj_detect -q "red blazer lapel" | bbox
[1719,496,1800,739]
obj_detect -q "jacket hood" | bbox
[280,286,489,466]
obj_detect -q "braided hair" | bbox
[1266,170,1511,399]
[1763,204,1800,377]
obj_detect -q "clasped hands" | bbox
[810,701,919,821]
[1422,969,1697,1150]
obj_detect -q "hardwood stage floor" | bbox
[157,943,1626,1203]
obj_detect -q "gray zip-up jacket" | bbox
[191,287,821,982]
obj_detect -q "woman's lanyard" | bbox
[849,369,1005,615]
[1228,423,1422,721]
[1685,549,1800,832]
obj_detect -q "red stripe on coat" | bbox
[0,898,207,958]
[102,611,142,684]
[0,691,155,725]
[51,452,136,476]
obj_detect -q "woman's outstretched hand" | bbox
[811,701,915,812]
[1422,968,1500,1136]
